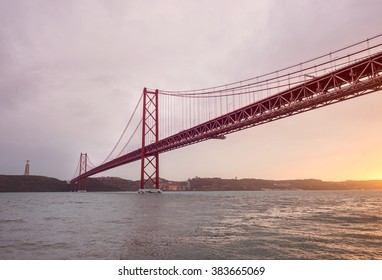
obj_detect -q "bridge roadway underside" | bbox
[71,52,382,183]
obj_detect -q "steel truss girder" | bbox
[144,52,382,155]
[71,52,382,184]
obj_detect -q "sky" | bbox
[1,0,382,181]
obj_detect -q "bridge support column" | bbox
[140,88,161,193]
[77,153,88,192]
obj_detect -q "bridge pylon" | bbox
[139,88,161,193]
[71,153,88,192]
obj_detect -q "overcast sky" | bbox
[1,0,382,181]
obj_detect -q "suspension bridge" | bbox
[70,34,382,192]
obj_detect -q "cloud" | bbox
[1,0,382,181]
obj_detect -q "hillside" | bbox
[85,177,139,192]
[1,175,382,192]
[0,175,69,192]
[0,175,139,192]
[188,177,382,191]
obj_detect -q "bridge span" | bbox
[71,35,382,191]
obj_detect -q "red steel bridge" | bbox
[70,35,382,192]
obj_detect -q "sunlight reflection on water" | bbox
[0,191,381,259]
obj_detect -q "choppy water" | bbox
[0,191,381,259]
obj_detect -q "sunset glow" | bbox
[0,1,382,182]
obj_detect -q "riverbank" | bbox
[1,174,382,192]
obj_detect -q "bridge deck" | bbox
[71,51,382,183]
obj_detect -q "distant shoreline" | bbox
[1,174,382,192]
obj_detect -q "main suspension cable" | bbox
[157,34,382,96]
[101,93,143,164]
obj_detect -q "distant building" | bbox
[161,180,191,191]
[24,160,30,176]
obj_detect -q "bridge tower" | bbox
[78,153,88,192]
[139,88,160,193]
[71,153,88,192]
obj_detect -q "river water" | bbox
[0,191,381,259]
